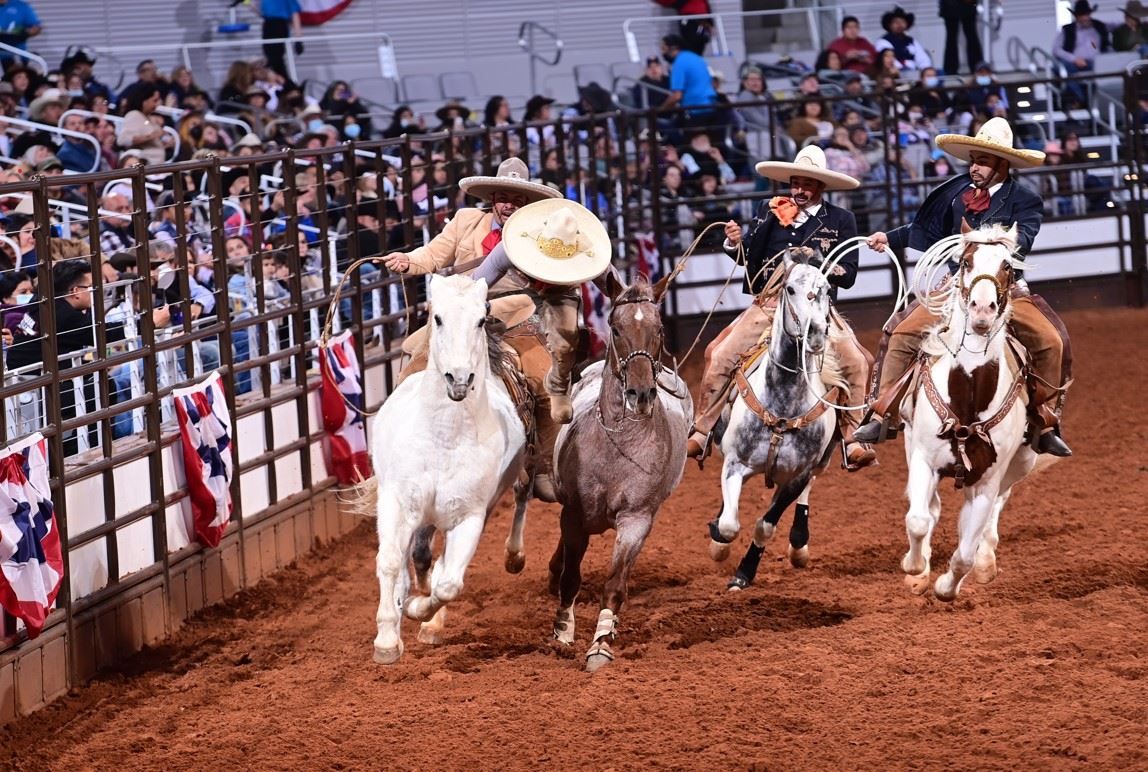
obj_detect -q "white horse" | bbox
[371,274,526,664]
[900,223,1038,601]
[708,250,848,584]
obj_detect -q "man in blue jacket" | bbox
[857,117,1072,456]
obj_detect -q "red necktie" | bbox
[481,227,502,256]
[961,186,992,214]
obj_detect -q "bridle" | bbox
[943,253,1013,356]
[597,292,683,429]
[769,263,829,376]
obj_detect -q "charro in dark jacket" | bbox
[727,199,859,300]
[886,172,1043,258]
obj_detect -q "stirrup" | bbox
[686,430,713,469]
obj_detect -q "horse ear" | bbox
[602,265,625,301]
[652,272,672,305]
[960,218,973,235]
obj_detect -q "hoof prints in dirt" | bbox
[1016,563,1148,602]
[636,595,852,650]
[440,638,578,673]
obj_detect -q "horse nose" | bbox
[626,386,658,414]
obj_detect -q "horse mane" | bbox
[616,275,655,305]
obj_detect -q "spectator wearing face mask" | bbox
[953,61,1009,122]
[320,80,372,140]
[382,105,424,139]
[908,67,950,119]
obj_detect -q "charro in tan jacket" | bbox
[405,207,495,276]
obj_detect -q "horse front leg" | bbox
[409,525,448,645]
[552,507,590,646]
[374,494,415,664]
[709,459,749,562]
[728,475,810,590]
[786,478,815,568]
[405,513,484,622]
[504,479,530,574]
[902,450,940,595]
[935,483,999,601]
[974,490,1010,584]
[585,513,654,672]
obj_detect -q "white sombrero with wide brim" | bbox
[458,157,561,203]
[502,198,612,285]
[935,117,1046,168]
[754,146,860,191]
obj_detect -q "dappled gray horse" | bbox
[707,250,848,588]
[549,273,691,672]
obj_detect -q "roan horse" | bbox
[707,249,849,588]
[370,274,526,664]
[899,223,1038,601]
[549,273,691,672]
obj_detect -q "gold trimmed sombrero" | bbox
[754,146,860,191]
[935,117,1046,168]
[458,157,561,203]
[502,198,612,285]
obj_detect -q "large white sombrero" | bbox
[502,198,612,285]
[458,157,561,203]
[935,117,1046,169]
[754,146,860,191]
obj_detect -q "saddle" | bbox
[914,335,1028,489]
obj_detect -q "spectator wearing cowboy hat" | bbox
[861,117,1072,457]
[875,6,933,70]
[27,87,66,124]
[434,99,473,132]
[1112,0,1148,52]
[61,49,114,104]
[686,145,876,470]
[1054,1,1112,106]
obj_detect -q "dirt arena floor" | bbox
[3,306,1147,771]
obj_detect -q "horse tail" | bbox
[337,475,380,519]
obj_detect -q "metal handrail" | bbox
[156,105,253,139]
[0,42,46,73]
[518,21,564,97]
[59,108,181,162]
[1007,35,1034,73]
[1030,46,1065,78]
[3,115,103,173]
[622,7,835,63]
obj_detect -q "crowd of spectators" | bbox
[0,1,1132,453]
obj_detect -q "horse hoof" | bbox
[727,575,751,591]
[504,551,526,574]
[788,545,810,569]
[584,641,615,672]
[417,626,443,646]
[709,539,732,562]
[904,572,931,596]
[372,642,403,665]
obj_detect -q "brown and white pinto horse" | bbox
[899,223,1040,601]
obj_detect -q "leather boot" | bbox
[1036,429,1072,457]
[532,472,558,501]
[852,417,887,444]
[843,441,878,471]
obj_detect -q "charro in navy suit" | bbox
[856,117,1072,456]
[687,145,877,469]
[738,198,860,299]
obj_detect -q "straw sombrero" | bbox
[458,157,561,204]
[934,117,1045,168]
[502,198,612,285]
[754,146,860,191]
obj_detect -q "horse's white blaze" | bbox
[371,275,526,662]
[901,225,1036,602]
